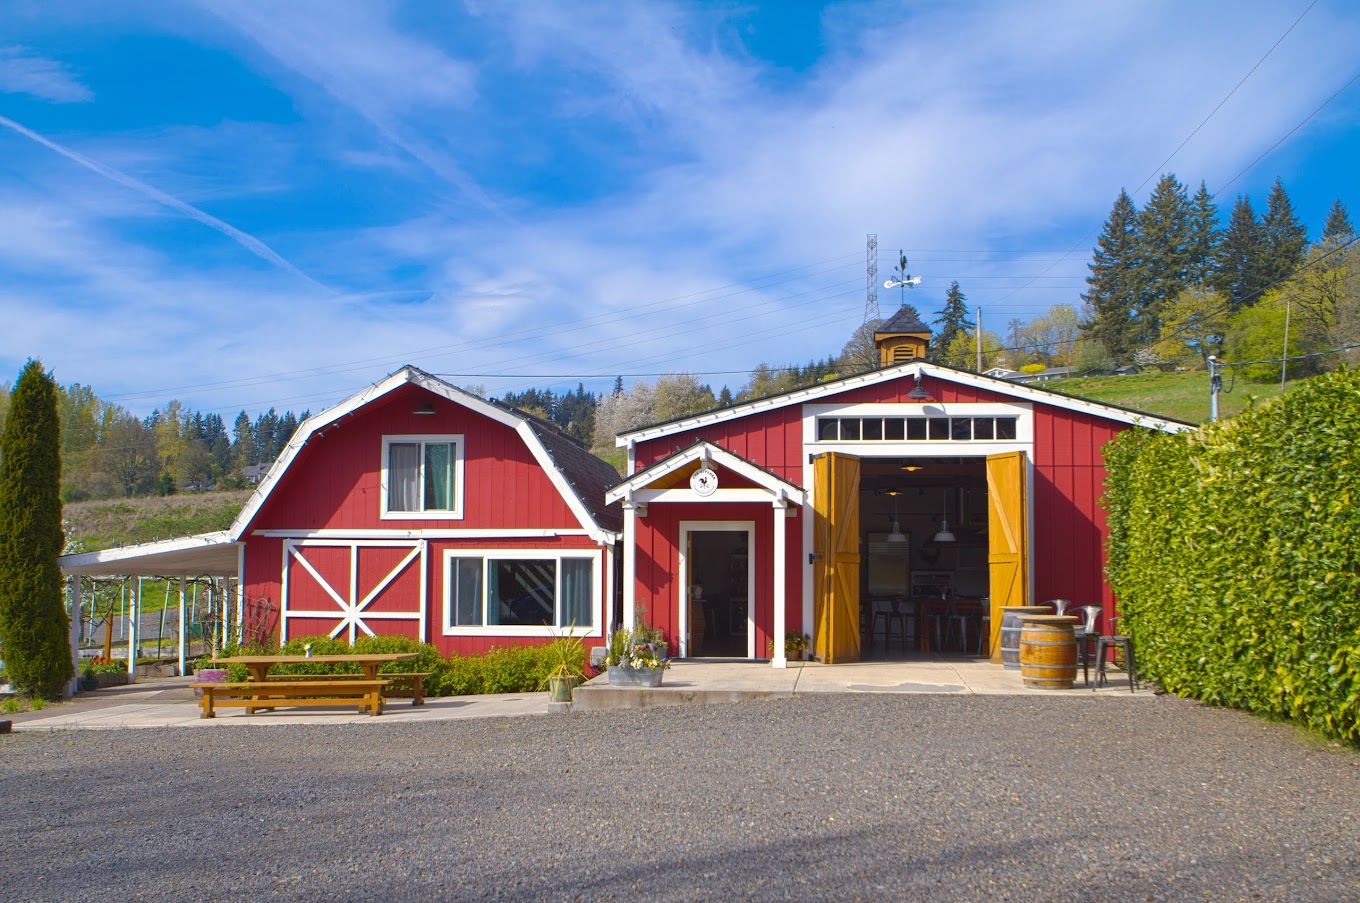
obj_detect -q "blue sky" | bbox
[3,1,1359,418]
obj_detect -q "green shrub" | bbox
[214,637,559,697]
[1104,367,1360,743]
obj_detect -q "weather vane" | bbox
[883,249,921,305]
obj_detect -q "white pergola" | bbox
[59,532,244,691]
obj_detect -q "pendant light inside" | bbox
[886,491,906,543]
[932,487,956,543]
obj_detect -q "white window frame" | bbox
[441,548,601,637]
[380,434,465,520]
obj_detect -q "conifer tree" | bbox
[931,281,974,361]
[1321,199,1355,246]
[1132,174,1196,343]
[1187,180,1219,287]
[1081,188,1142,358]
[1260,177,1308,287]
[1213,195,1268,310]
[0,360,73,699]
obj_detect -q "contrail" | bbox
[0,113,327,291]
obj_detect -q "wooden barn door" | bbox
[987,451,1029,662]
[813,452,861,664]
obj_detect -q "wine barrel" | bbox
[1000,605,1052,670]
[1019,615,1079,689]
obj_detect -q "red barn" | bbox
[61,367,622,656]
[607,327,1188,668]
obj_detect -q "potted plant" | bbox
[764,631,812,661]
[191,656,229,699]
[542,628,587,703]
[79,663,99,692]
[605,627,668,687]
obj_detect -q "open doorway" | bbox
[680,523,753,658]
[858,457,990,658]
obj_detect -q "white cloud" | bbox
[0,45,92,102]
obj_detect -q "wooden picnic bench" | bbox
[190,679,389,719]
[265,672,434,705]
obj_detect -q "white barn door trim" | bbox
[280,539,428,643]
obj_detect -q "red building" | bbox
[61,367,622,656]
[607,339,1189,667]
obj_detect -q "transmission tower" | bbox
[864,234,879,324]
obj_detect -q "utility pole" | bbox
[1208,355,1221,421]
[975,306,983,372]
[1281,296,1291,390]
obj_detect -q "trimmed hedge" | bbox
[1104,368,1360,743]
[216,635,567,696]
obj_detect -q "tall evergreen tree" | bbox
[0,360,73,698]
[1081,188,1142,358]
[1260,177,1308,287]
[931,281,974,361]
[1133,173,1195,344]
[1187,180,1219,287]
[230,411,255,474]
[1321,199,1355,247]
[1213,195,1269,310]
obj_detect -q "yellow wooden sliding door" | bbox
[813,452,861,664]
[987,450,1029,662]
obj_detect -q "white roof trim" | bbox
[229,366,617,545]
[59,531,240,577]
[606,441,805,505]
[615,361,1193,444]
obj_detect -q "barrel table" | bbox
[1019,614,1080,689]
[999,605,1053,670]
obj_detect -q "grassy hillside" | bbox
[64,490,251,552]
[1037,370,1294,424]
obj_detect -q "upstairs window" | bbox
[382,435,464,519]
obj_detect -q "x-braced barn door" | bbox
[986,451,1029,662]
[813,452,861,664]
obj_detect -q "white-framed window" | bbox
[442,549,598,636]
[381,434,465,520]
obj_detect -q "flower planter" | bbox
[192,668,229,699]
[608,665,664,688]
[547,675,582,702]
[79,676,100,693]
[94,672,129,689]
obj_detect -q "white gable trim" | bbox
[230,366,617,546]
[616,362,1193,446]
[606,441,805,506]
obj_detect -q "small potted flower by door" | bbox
[605,627,668,687]
[543,630,587,703]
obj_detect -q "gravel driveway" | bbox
[2,693,1357,901]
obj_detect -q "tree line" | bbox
[0,384,308,501]
[1082,174,1357,375]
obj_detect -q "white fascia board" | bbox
[606,441,804,505]
[615,361,1193,446]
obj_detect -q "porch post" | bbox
[621,493,638,634]
[177,575,187,677]
[772,495,788,669]
[67,577,82,699]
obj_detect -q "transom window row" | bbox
[817,416,1018,442]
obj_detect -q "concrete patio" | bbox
[2,654,1147,731]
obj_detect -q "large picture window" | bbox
[382,435,464,519]
[444,551,596,634]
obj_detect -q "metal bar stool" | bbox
[1094,616,1137,692]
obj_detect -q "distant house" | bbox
[60,366,623,656]
[242,463,270,484]
[983,367,1021,380]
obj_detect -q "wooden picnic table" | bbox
[211,652,420,683]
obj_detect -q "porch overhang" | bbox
[605,441,805,508]
[59,531,242,577]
